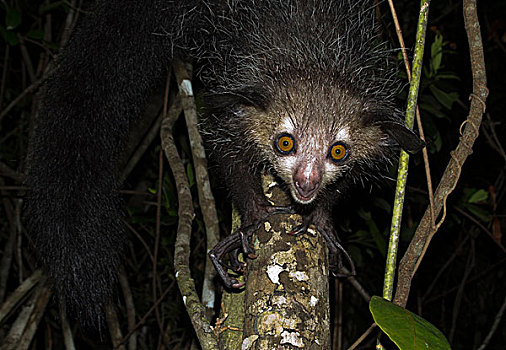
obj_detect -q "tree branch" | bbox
[243,175,330,349]
[394,0,488,308]
[161,70,218,349]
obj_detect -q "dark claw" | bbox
[209,205,295,288]
[288,222,309,237]
[239,227,256,258]
[209,233,243,288]
[328,239,356,277]
[228,248,245,273]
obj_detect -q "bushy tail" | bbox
[24,0,194,326]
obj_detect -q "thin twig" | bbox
[455,206,506,254]
[342,266,371,303]
[60,0,77,47]
[15,280,51,350]
[173,60,219,314]
[348,323,377,350]
[1,276,49,350]
[388,0,436,231]
[106,303,125,350]
[0,180,17,303]
[394,0,488,308]
[60,307,76,350]
[425,257,506,305]
[449,240,475,343]
[421,234,470,302]
[0,270,42,324]
[484,114,506,163]
[477,293,506,350]
[0,162,23,183]
[0,79,42,124]
[0,44,10,109]
[118,265,137,350]
[153,143,165,339]
[119,108,164,183]
[16,34,36,83]
[117,279,177,348]
[123,220,155,265]
[383,0,431,302]
[161,65,218,348]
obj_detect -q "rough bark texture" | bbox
[242,176,330,349]
[161,88,218,349]
[218,210,245,349]
[218,290,245,349]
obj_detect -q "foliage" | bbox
[370,296,451,350]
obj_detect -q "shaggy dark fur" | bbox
[25,0,422,326]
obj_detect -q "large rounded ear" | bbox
[205,87,269,112]
[378,121,426,154]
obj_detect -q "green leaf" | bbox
[465,204,492,223]
[433,72,460,81]
[467,189,488,203]
[346,245,363,267]
[364,214,386,257]
[373,197,392,213]
[370,296,451,350]
[420,100,446,120]
[430,34,443,74]
[186,163,195,187]
[357,208,372,221]
[429,85,458,110]
[6,9,22,30]
[0,26,19,46]
[432,130,443,152]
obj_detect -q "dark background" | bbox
[0,0,505,348]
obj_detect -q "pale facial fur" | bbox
[242,83,392,205]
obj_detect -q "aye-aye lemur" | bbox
[25,0,423,325]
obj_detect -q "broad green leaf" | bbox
[420,102,446,120]
[6,9,21,30]
[370,296,451,350]
[364,215,386,257]
[0,25,19,46]
[429,85,458,110]
[432,130,443,152]
[465,204,491,223]
[467,189,488,203]
[373,197,392,213]
[357,208,372,221]
[347,245,363,267]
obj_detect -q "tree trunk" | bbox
[242,175,330,349]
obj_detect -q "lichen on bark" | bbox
[242,175,330,349]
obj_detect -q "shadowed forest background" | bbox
[0,0,505,348]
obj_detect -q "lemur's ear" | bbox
[379,121,426,154]
[205,87,269,111]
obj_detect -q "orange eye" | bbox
[275,134,296,155]
[329,142,348,162]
